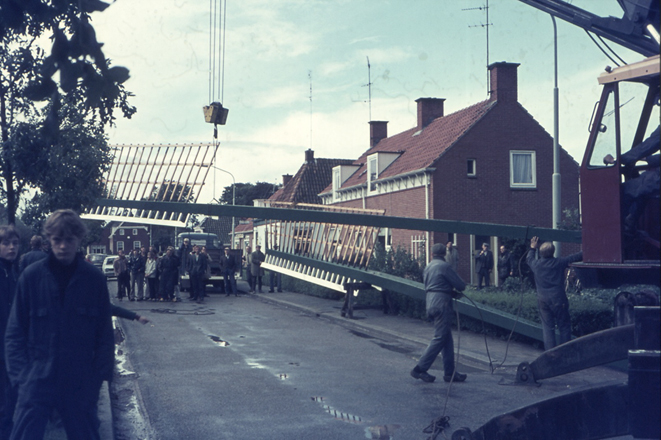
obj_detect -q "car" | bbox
[88,253,107,270]
[103,255,118,278]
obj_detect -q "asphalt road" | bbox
[110,281,631,440]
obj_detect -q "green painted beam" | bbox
[268,250,545,342]
[95,199,582,243]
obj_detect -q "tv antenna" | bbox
[362,56,373,121]
[308,70,313,149]
[463,0,493,96]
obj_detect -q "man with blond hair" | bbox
[5,210,114,440]
[527,236,583,350]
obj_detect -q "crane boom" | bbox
[518,0,660,56]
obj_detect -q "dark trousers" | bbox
[251,275,262,292]
[224,271,237,295]
[416,295,456,376]
[190,273,205,300]
[146,277,158,299]
[477,270,490,288]
[537,295,572,350]
[116,272,130,299]
[10,387,101,440]
[269,271,282,292]
[0,365,17,439]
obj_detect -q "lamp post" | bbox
[212,166,236,249]
[551,16,562,257]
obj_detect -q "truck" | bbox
[176,232,225,291]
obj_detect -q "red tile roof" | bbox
[322,99,496,193]
[270,157,354,204]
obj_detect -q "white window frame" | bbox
[509,150,537,188]
[132,229,138,235]
[367,156,378,192]
[117,241,125,252]
[467,159,476,177]
[119,228,125,235]
[133,241,141,249]
[333,168,341,200]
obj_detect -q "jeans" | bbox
[224,271,237,295]
[537,295,572,350]
[416,294,456,376]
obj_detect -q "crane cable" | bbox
[208,0,227,104]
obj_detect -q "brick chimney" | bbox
[416,98,445,130]
[304,149,314,163]
[488,62,520,102]
[282,174,292,187]
[369,121,388,147]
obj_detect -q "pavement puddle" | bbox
[208,335,230,346]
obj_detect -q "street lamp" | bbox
[551,16,561,257]
[212,166,236,249]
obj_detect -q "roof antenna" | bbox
[308,70,313,149]
[363,56,373,121]
[464,0,493,96]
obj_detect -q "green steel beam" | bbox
[96,199,582,243]
[269,250,545,342]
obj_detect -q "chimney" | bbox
[282,174,292,187]
[488,62,520,102]
[416,98,445,130]
[304,149,314,163]
[369,121,388,147]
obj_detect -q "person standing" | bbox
[474,243,493,289]
[411,243,467,384]
[0,226,20,439]
[158,247,179,302]
[177,238,192,296]
[527,236,583,350]
[187,245,207,303]
[18,236,47,274]
[221,247,238,297]
[244,246,253,293]
[144,251,158,301]
[113,250,130,301]
[5,209,114,440]
[497,245,514,286]
[128,249,145,301]
[250,245,265,293]
[445,241,459,272]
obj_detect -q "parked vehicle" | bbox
[88,253,107,270]
[176,232,224,290]
[103,255,118,278]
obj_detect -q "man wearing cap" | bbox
[411,243,467,384]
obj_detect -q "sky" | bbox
[90,0,643,204]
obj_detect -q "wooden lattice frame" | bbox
[84,143,218,226]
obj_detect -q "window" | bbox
[467,159,476,176]
[510,151,536,188]
[132,229,138,235]
[117,241,125,252]
[333,168,341,200]
[133,241,141,249]
[368,156,378,191]
[119,229,125,235]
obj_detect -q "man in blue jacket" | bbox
[5,210,114,440]
[527,236,583,350]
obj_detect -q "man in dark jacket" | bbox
[474,243,493,289]
[527,236,583,350]
[187,245,208,303]
[497,245,514,286]
[158,247,180,302]
[221,247,238,296]
[411,243,467,384]
[0,226,20,438]
[18,236,47,274]
[5,209,114,440]
[128,248,145,301]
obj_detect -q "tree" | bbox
[1,1,135,225]
[219,182,280,206]
[16,91,113,228]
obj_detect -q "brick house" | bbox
[97,222,150,255]
[319,62,580,285]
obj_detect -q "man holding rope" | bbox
[411,243,467,383]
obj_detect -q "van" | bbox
[176,232,224,290]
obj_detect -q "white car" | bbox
[103,256,117,278]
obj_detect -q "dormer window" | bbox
[368,156,378,191]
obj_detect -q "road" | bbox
[109,281,630,440]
